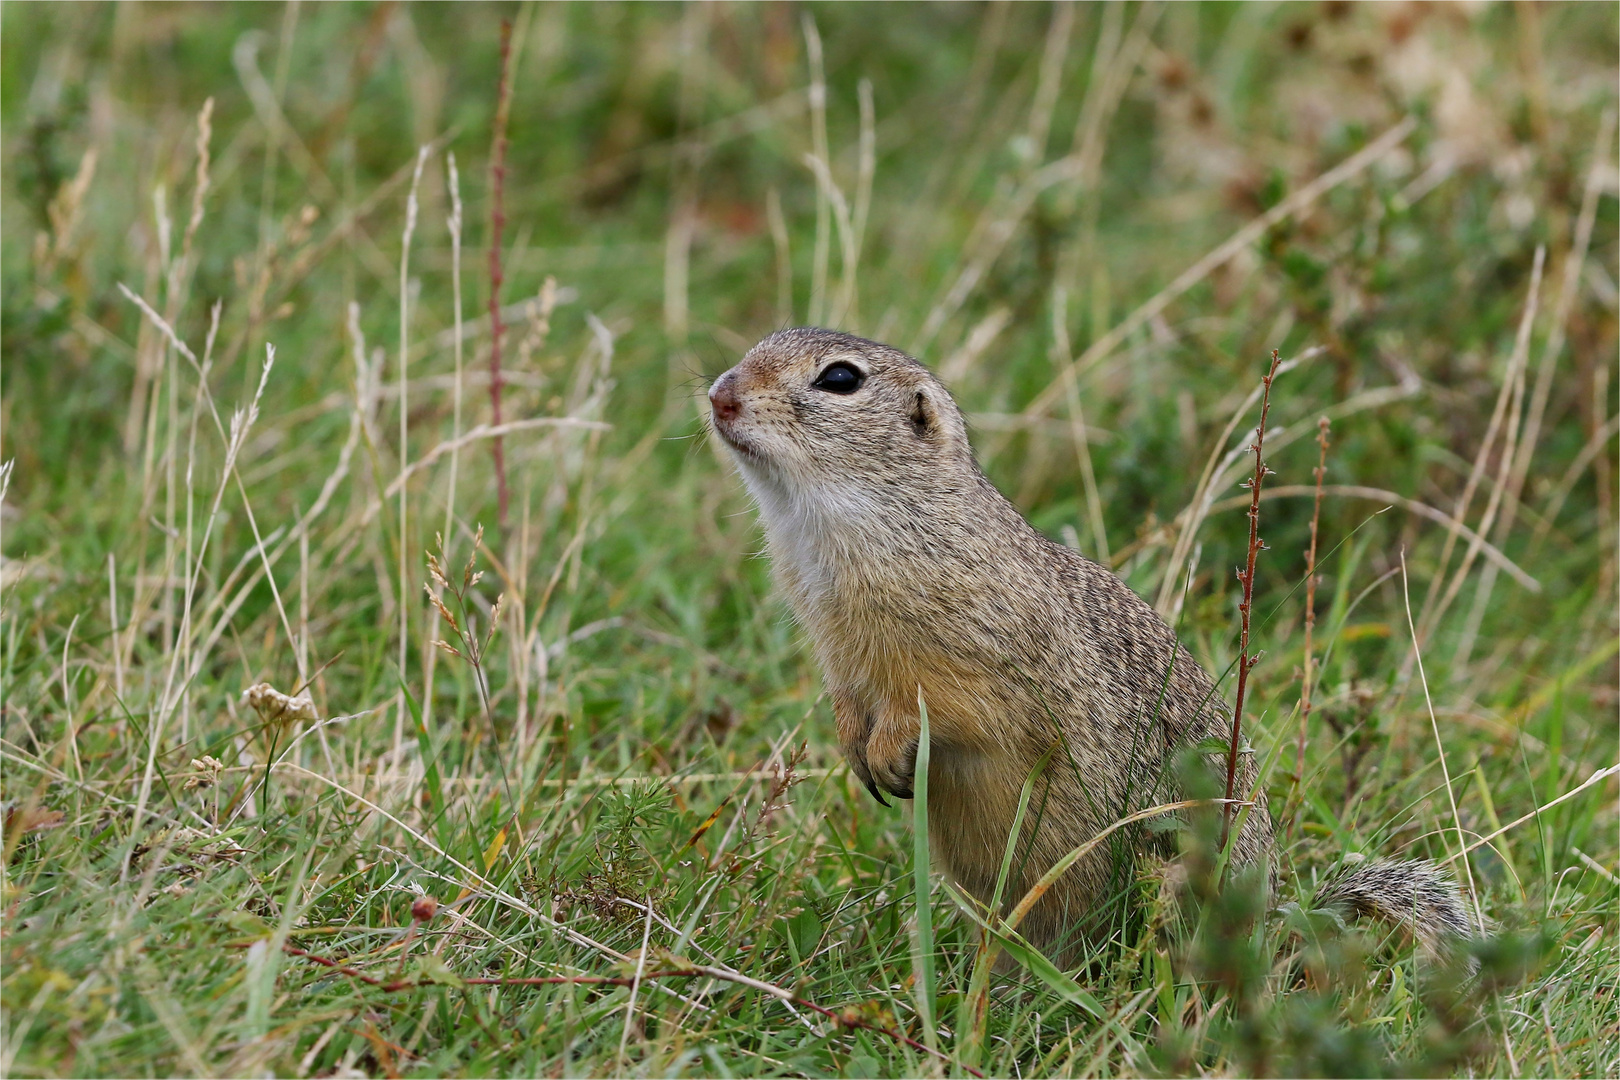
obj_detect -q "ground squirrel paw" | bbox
[866,732,917,801]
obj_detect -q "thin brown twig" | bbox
[1294,418,1330,813]
[267,940,982,1077]
[1222,350,1282,846]
[487,19,514,531]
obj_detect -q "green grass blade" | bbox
[941,881,1103,1018]
[398,676,455,859]
[960,739,1058,1065]
[911,687,938,1055]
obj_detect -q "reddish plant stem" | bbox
[1293,417,1331,814]
[269,940,982,1077]
[1222,349,1283,847]
[487,18,514,530]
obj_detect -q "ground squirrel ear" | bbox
[910,390,934,437]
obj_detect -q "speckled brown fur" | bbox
[707,328,1470,963]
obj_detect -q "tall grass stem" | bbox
[487,20,514,530]
[1294,417,1330,815]
[910,688,937,1059]
[396,147,428,775]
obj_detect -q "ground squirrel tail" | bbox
[1315,858,1476,961]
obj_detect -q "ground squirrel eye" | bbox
[812,362,864,394]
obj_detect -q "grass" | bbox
[2,2,1617,1076]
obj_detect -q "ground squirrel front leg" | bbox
[865,701,921,801]
[833,691,885,805]
[833,692,920,804]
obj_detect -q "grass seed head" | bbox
[485,593,505,647]
[423,581,458,631]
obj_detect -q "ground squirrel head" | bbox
[707,329,972,510]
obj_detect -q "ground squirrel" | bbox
[708,327,1474,964]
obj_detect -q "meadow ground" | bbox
[2,3,1617,1076]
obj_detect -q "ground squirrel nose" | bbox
[709,372,740,422]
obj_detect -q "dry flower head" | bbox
[184,755,227,790]
[241,682,319,727]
